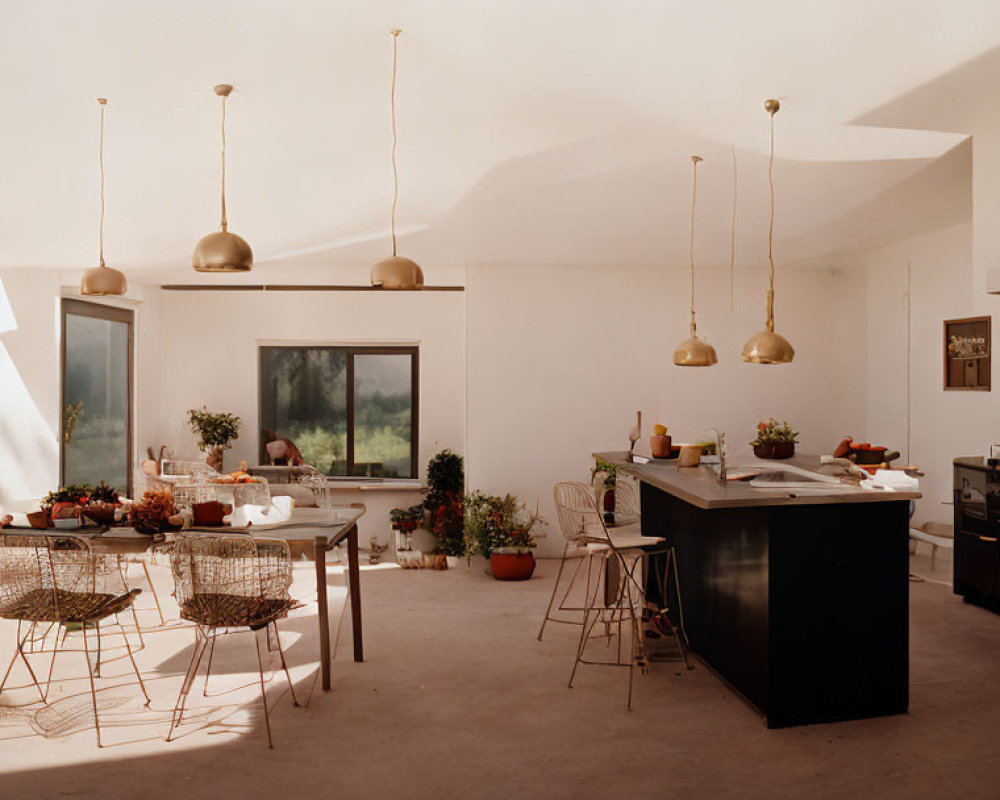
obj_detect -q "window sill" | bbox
[326,480,425,492]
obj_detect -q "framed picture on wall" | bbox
[944,316,991,391]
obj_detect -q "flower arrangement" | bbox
[82,482,122,525]
[750,418,799,459]
[431,495,465,556]
[389,505,424,532]
[41,484,93,511]
[129,490,178,536]
[187,407,241,451]
[463,492,540,557]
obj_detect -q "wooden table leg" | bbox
[347,524,364,662]
[315,535,332,691]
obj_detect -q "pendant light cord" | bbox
[689,156,701,337]
[97,98,107,268]
[766,105,776,332]
[389,29,401,257]
[220,93,228,233]
[730,146,737,311]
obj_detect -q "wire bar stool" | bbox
[554,481,690,710]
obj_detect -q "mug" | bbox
[677,445,701,468]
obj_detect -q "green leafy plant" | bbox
[40,484,93,511]
[187,407,241,451]
[750,418,799,447]
[463,492,540,557]
[389,505,424,532]
[87,482,120,504]
[591,457,618,489]
[432,495,465,556]
[424,450,464,555]
[425,450,464,510]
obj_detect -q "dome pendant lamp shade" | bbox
[370,30,424,290]
[742,99,794,364]
[81,98,128,296]
[193,84,253,273]
[673,156,717,367]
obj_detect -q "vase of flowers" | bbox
[187,407,241,472]
[464,492,541,580]
[751,418,799,459]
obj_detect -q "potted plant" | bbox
[431,495,465,566]
[40,483,92,524]
[751,418,799,459]
[423,450,464,562]
[389,504,424,552]
[82,481,122,526]
[187,407,241,472]
[464,492,541,581]
[591,456,619,523]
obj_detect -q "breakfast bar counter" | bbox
[595,451,921,728]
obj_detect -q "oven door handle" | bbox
[979,535,998,543]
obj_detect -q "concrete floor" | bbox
[1,550,998,799]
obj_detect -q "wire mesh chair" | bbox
[553,481,690,710]
[167,534,302,748]
[537,490,610,640]
[0,533,150,746]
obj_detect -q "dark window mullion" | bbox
[346,350,355,477]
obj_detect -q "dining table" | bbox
[2,504,366,692]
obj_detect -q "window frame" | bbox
[257,344,419,479]
[60,298,135,496]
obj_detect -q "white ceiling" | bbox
[0,0,994,280]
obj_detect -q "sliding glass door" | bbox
[61,299,133,495]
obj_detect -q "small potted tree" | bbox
[464,492,541,581]
[751,418,799,460]
[424,450,464,564]
[187,407,241,472]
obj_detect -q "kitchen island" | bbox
[595,451,921,728]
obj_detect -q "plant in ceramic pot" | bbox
[187,407,241,472]
[463,492,541,580]
[41,484,93,523]
[423,450,464,560]
[751,418,799,460]
[82,481,122,526]
[591,456,619,517]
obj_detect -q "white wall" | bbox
[0,268,165,507]
[465,262,865,555]
[0,269,62,504]
[859,221,980,525]
[151,287,466,549]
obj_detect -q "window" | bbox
[60,299,134,495]
[259,346,418,478]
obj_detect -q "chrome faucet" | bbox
[708,428,727,484]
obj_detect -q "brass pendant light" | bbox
[193,84,253,273]
[674,156,717,367]
[81,98,128,296]
[370,29,424,290]
[742,99,794,364]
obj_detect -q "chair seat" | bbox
[0,588,140,623]
[180,593,298,630]
[587,534,666,552]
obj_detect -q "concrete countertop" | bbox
[594,451,922,510]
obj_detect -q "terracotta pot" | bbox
[650,434,673,458]
[753,441,795,460]
[490,552,536,581]
[27,510,53,529]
